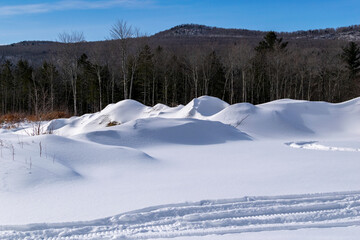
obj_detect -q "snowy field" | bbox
[0,96,360,239]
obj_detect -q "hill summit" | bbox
[154,23,360,41]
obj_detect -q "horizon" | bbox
[4,22,360,45]
[0,0,359,45]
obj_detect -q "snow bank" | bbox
[176,96,229,119]
[212,98,360,138]
[76,117,251,147]
[44,99,181,136]
[40,96,360,139]
[0,133,154,192]
[2,95,360,232]
[175,95,229,118]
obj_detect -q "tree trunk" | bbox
[71,70,78,116]
[242,70,246,102]
[50,69,54,111]
[97,69,102,110]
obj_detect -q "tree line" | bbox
[0,21,359,116]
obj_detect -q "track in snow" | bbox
[1,191,360,239]
[286,141,360,152]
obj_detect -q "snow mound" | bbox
[18,96,360,140]
[45,100,182,136]
[77,118,251,147]
[44,100,149,136]
[39,134,154,168]
[176,96,229,118]
[98,99,149,123]
[212,98,360,138]
[0,133,155,191]
[211,101,314,138]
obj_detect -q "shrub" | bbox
[0,113,26,124]
[106,121,120,127]
[0,111,71,129]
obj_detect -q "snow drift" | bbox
[43,96,360,139]
[1,95,360,239]
[77,118,251,148]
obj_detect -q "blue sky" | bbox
[0,0,359,45]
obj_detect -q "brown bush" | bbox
[0,113,26,124]
[0,111,71,124]
[106,121,120,127]
[40,111,71,121]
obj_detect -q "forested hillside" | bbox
[0,23,359,116]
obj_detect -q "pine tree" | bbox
[136,45,154,104]
[342,41,360,79]
[255,31,288,52]
[253,32,288,103]
[0,61,14,113]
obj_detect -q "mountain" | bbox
[0,24,359,65]
[153,24,265,38]
[154,23,360,41]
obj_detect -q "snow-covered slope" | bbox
[1,96,360,239]
[76,118,251,148]
[175,95,229,118]
[211,98,360,138]
[44,96,360,139]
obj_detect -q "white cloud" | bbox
[0,0,152,16]
[0,4,50,15]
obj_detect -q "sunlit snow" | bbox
[1,96,360,239]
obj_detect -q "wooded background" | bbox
[0,23,359,116]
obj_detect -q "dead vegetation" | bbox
[0,111,70,129]
[106,121,120,127]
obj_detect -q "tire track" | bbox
[1,191,360,239]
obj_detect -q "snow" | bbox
[76,118,251,148]
[212,97,360,138]
[2,191,360,239]
[0,95,360,239]
[176,95,229,118]
[171,227,360,240]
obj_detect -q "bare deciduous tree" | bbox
[58,31,85,115]
[110,20,135,99]
[58,31,85,44]
[89,43,107,110]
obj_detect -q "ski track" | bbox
[1,191,360,239]
[286,141,360,152]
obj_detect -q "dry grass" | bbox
[0,113,26,124]
[106,121,120,127]
[38,111,71,121]
[0,111,71,125]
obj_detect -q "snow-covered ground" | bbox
[0,96,360,239]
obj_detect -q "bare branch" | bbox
[110,20,134,40]
[58,31,86,43]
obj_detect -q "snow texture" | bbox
[1,191,360,239]
[1,95,360,239]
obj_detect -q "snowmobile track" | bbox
[1,191,360,239]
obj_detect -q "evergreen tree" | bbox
[204,51,226,99]
[136,45,154,104]
[15,60,33,112]
[252,31,289,103]
[0,61,14,113]
[255,31,288,52]
[342,41,360,79]
[78,53,99,113]
[40,61,59,112]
